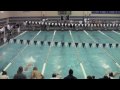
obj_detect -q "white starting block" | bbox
[38,21,41,25]
[52,23,54,26]
[107,24,109,27]
[42,22,44,25]
[29,21,31,24]
[93,24,96,27]
[103,24,106,27]
[55,23,57,26]
[113,24,115,27]
[110,24,112,27]
[35,21,38,24]
[71,23,73,27]
[25,21,28,23]
[32,21,35,24]
[58,23,60,26]
[119,24,120,27]
[91,24,93,27]
[68,23,70,27]
[48,22,51,26]
[62,23,64,26]
[75,24,77,27]
[65,23,67,27]
[81,24,83,27]
[45,22,47,25]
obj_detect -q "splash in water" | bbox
[24,56,36,72]
[24,62,34,71]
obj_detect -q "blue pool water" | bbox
[0,30,120,79]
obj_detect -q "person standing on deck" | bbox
[31,67,44,79]
[0,71,9,79]
[64,69,77,79]
[105,72,120,79]
[13,66,27,79]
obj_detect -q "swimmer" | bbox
[105,72,120,79]
[24,62,34,71]
[24,56,36,71]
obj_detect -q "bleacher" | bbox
[0,16,120,32]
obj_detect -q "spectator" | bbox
[13,66,27,79]
[0,71,9,79]
[31,67,44,79]
[50,73,61,79]
[103,72,120,79]
[108,72,120,79]
[92,76,95,79]
[100,75,110,79]
[87,76,93,79]
[64,69,77,79]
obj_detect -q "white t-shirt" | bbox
[0,75,9,79]
[109,76,114,79]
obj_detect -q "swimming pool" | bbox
[0,30,120,79]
